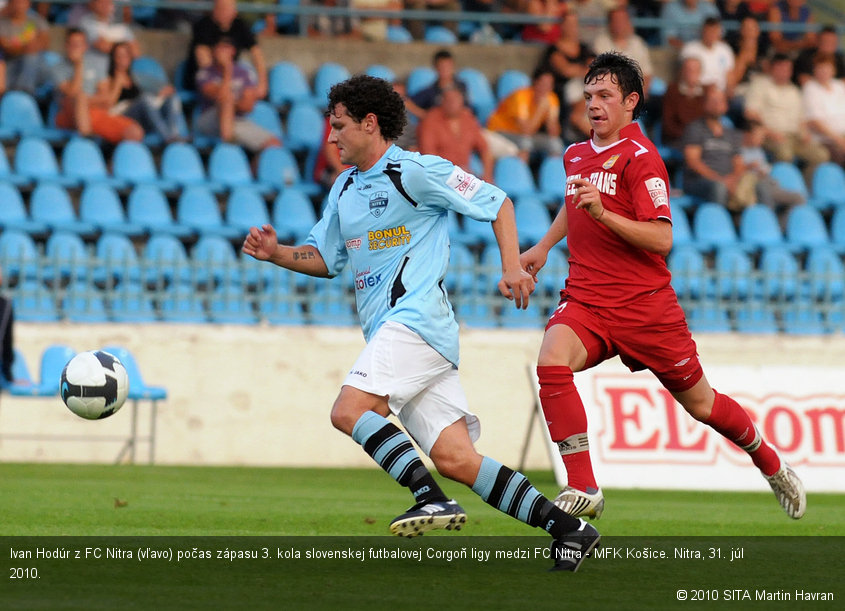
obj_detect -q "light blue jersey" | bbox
[306,144,506,366]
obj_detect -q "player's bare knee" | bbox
[329,400,358,435]
[431,450,480,485]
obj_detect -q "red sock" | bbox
[537,365,598,492]
[707,390,781,476]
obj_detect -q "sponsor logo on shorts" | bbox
[345,238,362,250]
[446,167,481,200]
[369,191,388,217]
[368,225,411,250]
[645,176,668,208]
[674,357,691,367]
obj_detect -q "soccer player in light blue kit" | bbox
[243,75,599,571]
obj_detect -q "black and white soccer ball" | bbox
[60,351,129,420]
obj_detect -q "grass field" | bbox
[2,463,843,610]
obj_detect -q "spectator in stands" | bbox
[569,0,606,45]
[350,0,403,42]
[184,0,268,100]
[0,0,49,95]
[417,85,494,182]
[743,53,829,182]
[486,67,564,163]
[679,17,737,95]
[297,0,362,39]
[793,25,844,86]
[403,0,460,41]
[391,80,419,150]
[592,7,654,98]
[97,41,187,143]
[728,15,766,90]
[740,121,806,213]
[559,52,594,144]
[48,28,144,144]
[0,266,16,396]
[660,0,720,49]
[661,56,707,150]
[194,37,280,153]
[521,0,566,44]
[802,53,845,165]
[66,0,132,27]
[767,0,816,57]
[682,86,766,211]
[78,0,141,72]
[406,49,467,121]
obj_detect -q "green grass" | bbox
[1,463,843,610]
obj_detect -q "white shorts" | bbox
[343,321,480,455]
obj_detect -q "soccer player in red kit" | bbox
[520,52,806,520]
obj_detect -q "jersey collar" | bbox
[589,122,645,153]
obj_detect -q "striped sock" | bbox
[471,456,580,537]
[351,411,448,504]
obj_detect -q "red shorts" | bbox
[546,286,703,392]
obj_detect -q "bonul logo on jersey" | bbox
[369,191,388,218]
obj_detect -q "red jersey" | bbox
[562,122,673,307]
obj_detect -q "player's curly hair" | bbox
[584,52,645,120]
[327,75,407,142]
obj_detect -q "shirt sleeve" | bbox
[624,150,672,223]
[398,155,505,222]
[305,176,349,277]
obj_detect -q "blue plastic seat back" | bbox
[537,155,567,203]
[312,62,351,107]
[496,69,530,101]
[61,137,109,181]
[739,204,783,250]
[457,67,496,123]
[0,91,45,135]
[494,156,538,200]
[759,245,799,300]
[286,102,325,153]
[810,162,845,210]
[226,186,271,232]
[161,142,207,185]
[39,345,76,395]
[805,245,845,301]
[257,146,303,190]
[406,67,437,97]
[669,245,707,299]
[692,202,739,251]
[770,161,809,199]
[0,230,39,281]
[268,61,312,107]
[14,136,61,180]
[113,140,159,183]
[272,188,318,242]
[714,245,753,299]
[208,142,254,187]
[785,205,829,250]
[514,196,551,245]
[247,100,284,140]
[424,25,458,44]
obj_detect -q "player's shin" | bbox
[706,390,780,476]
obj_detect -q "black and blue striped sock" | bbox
[351,411,448,504]
[472,456,579,538]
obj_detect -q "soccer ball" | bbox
[60,351,129,420]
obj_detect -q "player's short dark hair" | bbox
[584,51,645,119]
[327,75,407,142]
[703,16,721,28]
[771,53,792,65]
[65,27,85,39]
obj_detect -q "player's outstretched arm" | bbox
[242,224,331,277]
[492,198,535,309]
[520,201,569,280]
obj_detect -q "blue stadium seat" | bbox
[79,184,145,237]
[537,155,567,204]
[424,25,458,44]
[540,247,568,295]
[30,183,98,235]
[308,281,356,325]
[176,185,242,240]
[810,162,845,211]
[130,56,168,86]
[406,67,437,97]
[784,205,829,251]
[830,207,845,254]
[455,300,494,328]
[62,281,109,323]
[0,184,48,234]
[7,348,37,395]
[758,245,799,300]
[143,233,192,286]
[734,304,779,334]
[0,144,31,187]
[272,188,318,243]
[160,142,224,193]
[207,142,273,195]
[22,344,76,396]
[246,100,285,142]
[513,196,551,246]
[0,230,40,282]
[782,300,827,335]
[259,288,306,325]
[493,156,538,200]
[312,62,351,107]
[101,345,168,402]
[127,184,194,239]
[208,284,257,324]
[692,202,740,252]
[191,234,241,286]
[714,245,753,299]
[805,245,845,302]
[285,102,325,159]
[386,24,413,43]
[446,243,477,294]
[112,140,177,191]
[446,210,472,247]
[226,186,271,234]
[159,282,207,323]
[256,146,321,196]
[268,61,313,108]
[738,204,784,251]
[62,137,127,188]
[173,60,195,105]
[364,64,396,82]
[671,209,694,248]
[496,69,530,101]
[108,282,157,323]
[44,231,89,283]
[687,302,731,333]
[770,161,811,206]
[95,233,142,286]
[0,91,68,142]
[499,302,546,328]
[457,67,496,123]
[669,245,707,299]
[462,216,498,248]
[13,136,78,187]
[11,280,59,322]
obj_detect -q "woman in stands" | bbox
[97,42,187,143]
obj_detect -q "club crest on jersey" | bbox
[369,191,388,218]
[602,154,620,170]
